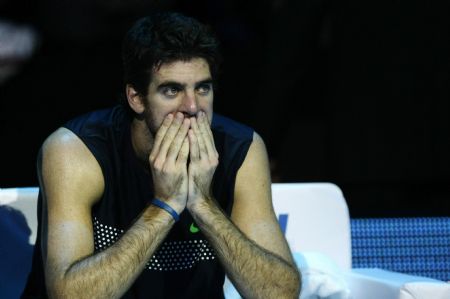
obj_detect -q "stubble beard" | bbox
[141,107,159,153]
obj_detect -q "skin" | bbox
[40,58,300,299]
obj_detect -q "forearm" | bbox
[46,206,175,299]
[189,200,300,299]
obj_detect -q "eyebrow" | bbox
[156,78,214,90]
[157,81,184,91]
[195,79,214,88]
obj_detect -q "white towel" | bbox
[223,251,350,299]
[294,252,351,299]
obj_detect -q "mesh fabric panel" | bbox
[351,217,450,281]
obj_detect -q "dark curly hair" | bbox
[122,12,222,98]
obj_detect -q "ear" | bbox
[126,84,145,114]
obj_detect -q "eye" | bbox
[161,86,180,98]
[196,83,212,95]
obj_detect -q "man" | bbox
[22,12,300,299]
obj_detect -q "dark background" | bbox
[1,0,449,217]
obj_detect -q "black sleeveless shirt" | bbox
[22,105,254,299]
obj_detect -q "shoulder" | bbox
[236,131,269,180]
[211,113,254,141]
[39,127,105,206]
[211,114,255,175]
[247,132,267,156]
[40,127,105,182]
[61,105,131,173]
[64,105,129,137]
[41,127,91,160]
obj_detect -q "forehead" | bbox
[151,58,212,85]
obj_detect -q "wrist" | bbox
[150,198,183,222]
[187,196,216,215]
[188,197,224,232]
[153,194,186,214]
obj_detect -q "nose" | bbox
[179,90,198,117]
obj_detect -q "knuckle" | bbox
[169,149,179,159]
[153,159,164,171]
[210,157,219,166]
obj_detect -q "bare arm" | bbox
[42,114,190,299]
[186,114,300,299]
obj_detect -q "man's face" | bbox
[141,58,214,135]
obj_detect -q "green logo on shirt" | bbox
[190,222,199,233]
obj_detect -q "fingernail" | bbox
[176,112,183,119]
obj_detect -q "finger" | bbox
[150,114,174,159]
[191,117,207,159]
[167,118,190,163]
[156,112,184,162]
[203,112,214,140]
[188,129,200,162]
[198,112,217,159]
[176,136,190,166]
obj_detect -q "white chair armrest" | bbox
[344,268,450,299]
[0,187,39,245]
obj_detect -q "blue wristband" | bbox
[151,199,180,222]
